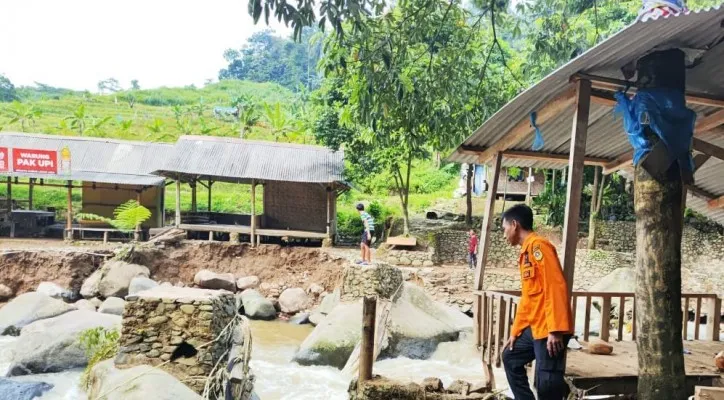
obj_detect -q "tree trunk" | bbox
[587,166,599,249]
[634,49,687,400]
[466,163,473,227]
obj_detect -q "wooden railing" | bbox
[473,290,722,365]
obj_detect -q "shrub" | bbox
[79,327,120,389]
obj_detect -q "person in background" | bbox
[468,229,478,270]
[356,203,375,265]
[500,204,573,400]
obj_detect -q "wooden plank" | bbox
[570,295,578,329]
[709,298,721,341]
[486,295,495,365]
[474,152,502,291]
[694,297,702,340]
[694,386,724,400]
[503,298,512,342]
[603,150,634,175]
[693,138,724,162]
[683,296,690,340]
[574,73,724,108]
[693,154,711,171]
[386,236,417,246]
[501,149,609,166]
[255,228,329,239]
[584,296,592,342]
[475,86,577,163]
[561,79,592,295]
[481,294,488,348]
[694,108,724,132]
[617,296,625,341]
[632,299,637,340]
[473,297,482,348]
[495,297,507,368]
[601,296,612,342]
[180,224,251,234]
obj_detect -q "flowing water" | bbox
[0,321,511,400]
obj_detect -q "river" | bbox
[0,319,511,399]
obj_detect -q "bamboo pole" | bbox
[359,296,377,383]
[250,180,256,247]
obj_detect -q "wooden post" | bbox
[359,296,376,383]
[326,186,331,237]
[6,177,12,238]
[28,178,34,209]
[250,180,256,247]
[65,180,73,241]
[633,49,687,400]
[134,190,142,242]
[466,163,474,226]
[207,180,212,212]
[190,180,197,213]
[525,167,533,206]
[501,167,509,211]
[705,297,721,341]
[561,79,592,295]
[474,152,502,291]
[601,296,611,342]
[175,180,181,227]
[588,166,600,249]
[551,169,557,190]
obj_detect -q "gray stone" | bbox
[308,312,324,326]
[98,261,151,298]
[80,269,103,298]
[278,288,310,314]
[307,283,325,296]
[236,276,260,291]
[99,297,126,316]
[179,305,195,314]
[6,310,121,376]
[447,380,470,394]
[292,302,362,369]
[399,257,412,266]
[422,377,443,392]
[193,270,236,292]
[0,379,54,400]
[35,282,69,299]
[74,299,97,311]
[88,359,203,400]
[411,260,423,267]
[240,290,277,320]
[422,260,435,267]
[128,277,159,296]
[0,292,75,335]
[89,297,103,308]
[0,284,13,301]
[289,312,310,325]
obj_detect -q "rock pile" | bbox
[341,262,404,301]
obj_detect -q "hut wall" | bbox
[81,183,163,228]
[262,181,329,233]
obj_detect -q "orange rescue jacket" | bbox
[510,233,573,340]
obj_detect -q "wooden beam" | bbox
[65,180,73,241]
[694,108,724,132]
[250,179,256,247]
[708,195,724,208]
[475,86,577,163]
[474,152,502,291]
[693,153,711,171]
[591,92,618,107]
[458,146,610,166]
[693,137,724,161]
[28,178,34,209]
[525,167,532,206]
[602,150,634,175]
[561,79,592,295]
[174,180,181,227]
[573,73,724,108]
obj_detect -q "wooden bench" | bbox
[385,236,417,248]
[72,227,133,243]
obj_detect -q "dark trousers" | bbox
[468,252,477,269]
[502,327,570,400]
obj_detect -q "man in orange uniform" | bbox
[500,204,573,400]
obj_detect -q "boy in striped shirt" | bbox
[356,203,375,265]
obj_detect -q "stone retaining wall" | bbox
[341,263,404,301]
[116,287,237,393]
[381,249,435,267]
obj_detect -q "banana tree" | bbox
[65,104,89,135]
[5,101,42,132]
[262,102,291,142]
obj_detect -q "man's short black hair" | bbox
[356,203,365,211]
[502,204,534,231]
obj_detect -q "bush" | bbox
[79,327,120,389]
[337,208,364,238]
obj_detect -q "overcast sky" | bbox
[0,0,290,91]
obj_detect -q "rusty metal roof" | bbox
[153,135,345,184]
[0,132,171,186]
[449,6,724,224]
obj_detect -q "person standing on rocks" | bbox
[356,203,374,265]
[467,229,478,270]
[500,204,573,400]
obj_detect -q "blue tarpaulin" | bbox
[614,88,696,173]
[473,164,485,195]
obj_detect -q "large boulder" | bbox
[236,276,260,291]
[293,283,471,369]
[6,310,121,376]
[80,269,103,299]
[128,277,158,296]
[278,288,311,314]
[0,292,75,336]
[194,270,236,292]
[240,290,277,320]
[98,261,150,298]
[309,289,341,326]
[98,297,125,316]
[35,282,69,299]
[88,359,202,400]
[0,379,53,400]
[74,299,97,311]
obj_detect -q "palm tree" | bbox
[262,102,291,142]
[5,101,42,132]
[65,104,89,135]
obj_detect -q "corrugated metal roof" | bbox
[154,135,345,184]
[0,132,171,186]
[450,7,724,225]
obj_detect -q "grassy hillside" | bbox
[2,80,297,143]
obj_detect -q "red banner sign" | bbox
[0,147,8,173]
[12,148,58,174]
